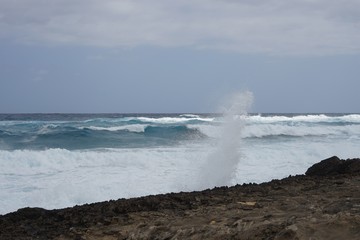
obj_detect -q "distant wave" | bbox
[83,124,147,133]
[248,114,360,124]
[241,114,360,139]
[134,116,215,124]
[80,115,215,125]
[0,124,208,150]
[1,113,359,150]
[242,124,360,139]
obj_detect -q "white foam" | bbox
[249,114,360,124]
[0,147,208,214]
[84,124,147,133]
[237,139,360,184]
[136,116,214,124]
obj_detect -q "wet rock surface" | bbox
[1,157,360,239]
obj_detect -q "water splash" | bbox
[199,91,253,189]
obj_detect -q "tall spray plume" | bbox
[199,91,253,189]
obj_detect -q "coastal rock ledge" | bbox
[1,157,360,240]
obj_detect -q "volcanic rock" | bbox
[305,156,360,176]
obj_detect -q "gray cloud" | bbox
[1,0,360,55]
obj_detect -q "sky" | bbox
[1,0,360,113]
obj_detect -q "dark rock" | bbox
[305,156,360,176]
[11,207,47,220]
[305,156,341,176]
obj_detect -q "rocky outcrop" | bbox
[305,156,360,176]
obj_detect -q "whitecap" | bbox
[83,124,147,133]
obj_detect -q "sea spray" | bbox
[198,91,253,189]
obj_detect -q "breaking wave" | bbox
[0,113,359,151]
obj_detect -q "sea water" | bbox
[0,112,359,214]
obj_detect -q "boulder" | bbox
[306,156,360,176]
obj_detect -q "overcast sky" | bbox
[1,0,360,113]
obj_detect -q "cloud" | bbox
[1,0,360,55]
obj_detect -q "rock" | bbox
[305,156,360,176]
[11,207,47,220]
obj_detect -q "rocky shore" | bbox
[1,156,360,240]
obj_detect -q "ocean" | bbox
[1,112,359,214]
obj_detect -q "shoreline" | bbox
[1,156,360,239]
